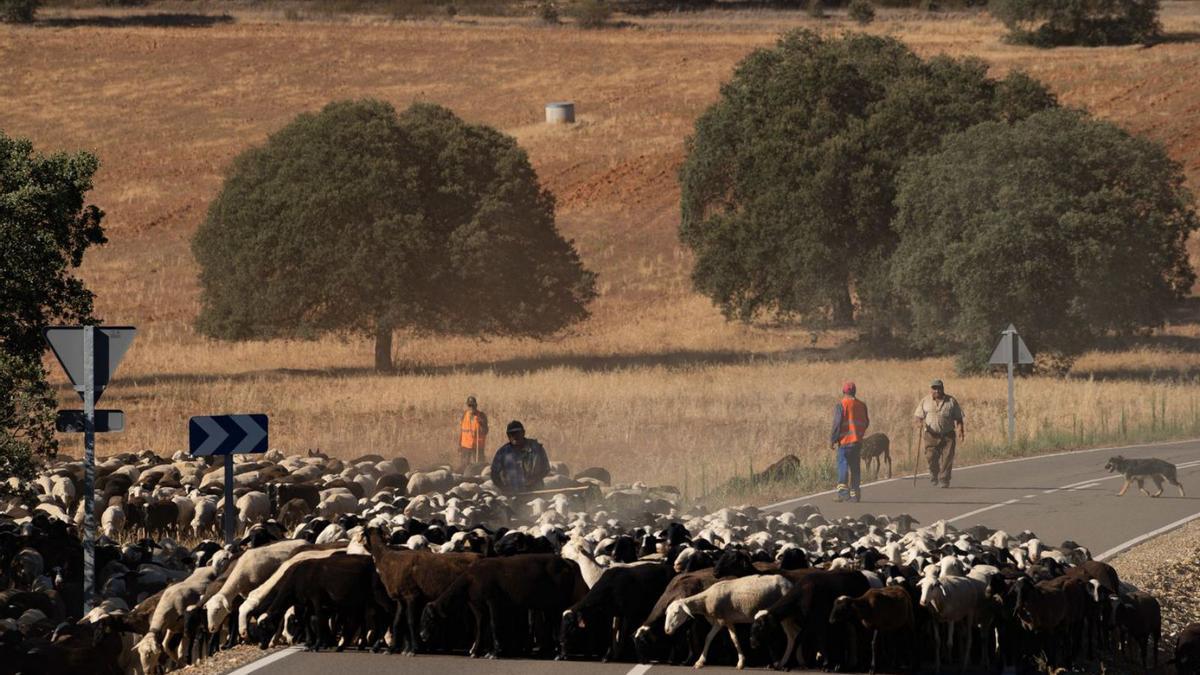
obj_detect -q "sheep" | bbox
[1114,590,1161,668]
[918,573,987,673]
[139,566,219,674]
[316,489,358,519]
[277,498,309,530]
[235,491,270,533]
[750,569,867,671]
[560,537,656,588]
[190,498,217,537]
[267,483,321,513]
[406,469,454,497]
[664,574,794,669]
[254,554,384,651]
[171,495,195,535]
[420,553,586,658]
[10,549,44,589]
[1040,573,1092,663]
[142,501,180,539]
[364,527,479,654]
[829,586,916,675]
[633,568,722,663]
[203,538,310,643]
[1171,622,1200,675]
[27,615,126,675]
[238,546,347,642]
[559,561,675,661]
[101,503,126,540]
[49,475,77,509]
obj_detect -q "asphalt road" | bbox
[231,438,1200,675]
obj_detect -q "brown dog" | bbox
[1105,455,1185,497]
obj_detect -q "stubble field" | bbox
[4,2,1200,499]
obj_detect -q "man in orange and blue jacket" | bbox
[831,381,869,503]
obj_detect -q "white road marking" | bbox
[625,665,654,675]
[224,646,304,675]
[765,437,1199,510]
[1069,483,1100,491]
[1023,494,1036,499]
[949,498,1019,523]
[1096,509,1200,561]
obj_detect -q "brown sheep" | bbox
[829,586,916,674]
[1115,590,1161,668]
[363,527,480,654]
[420,553,586,658]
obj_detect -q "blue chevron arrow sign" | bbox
[189,414,269,456]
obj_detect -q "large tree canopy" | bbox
[890,109,1197,368]
[0,131,106,473]
[679,30,1056,326]
[194,99,595,370]
[989,0,1160,47]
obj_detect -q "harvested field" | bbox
[5,2,1200,496]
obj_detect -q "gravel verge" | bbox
[170,645,283,675]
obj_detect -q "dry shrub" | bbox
[569,0,612,28]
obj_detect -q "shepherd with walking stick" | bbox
[913,379,966,488]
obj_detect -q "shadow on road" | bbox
[95,345,848,390]
[38,13,234,28]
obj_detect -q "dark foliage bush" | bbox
[0,0,38,23]
[989,0,1161,46]
[848,0,875,22]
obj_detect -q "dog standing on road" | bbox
[1105,455,1186,497]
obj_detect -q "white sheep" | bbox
[191,497,217,537]
[235,491,270,533]
[316,489,357,519]
[239,547,345,639]
[315,523,347,544]
[171,495,194,534]
[50,475,76,509]
[101,504,126,539]
[665,574,794,669]
[204,538,309,638]
[141,565,219,673]
[918,573,987,673]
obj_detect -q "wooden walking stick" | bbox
[910,424,918,487]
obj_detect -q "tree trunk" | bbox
[374,321,394,372]
[832,284,855,326]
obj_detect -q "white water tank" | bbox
[545,101,575,124]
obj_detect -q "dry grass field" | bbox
[5,2,1200,500]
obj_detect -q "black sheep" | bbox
[1171,622,1200,675]
[750,569,870,670]
[560,562,675,661]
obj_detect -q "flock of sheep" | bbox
[2,447,1199,674]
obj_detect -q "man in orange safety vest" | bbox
[831,381,869,503]
[459,395,489,470]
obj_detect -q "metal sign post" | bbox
[189,414,269,545]
[989,324,1034,446]
[43,325,136,615]
[82,327,95,616]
